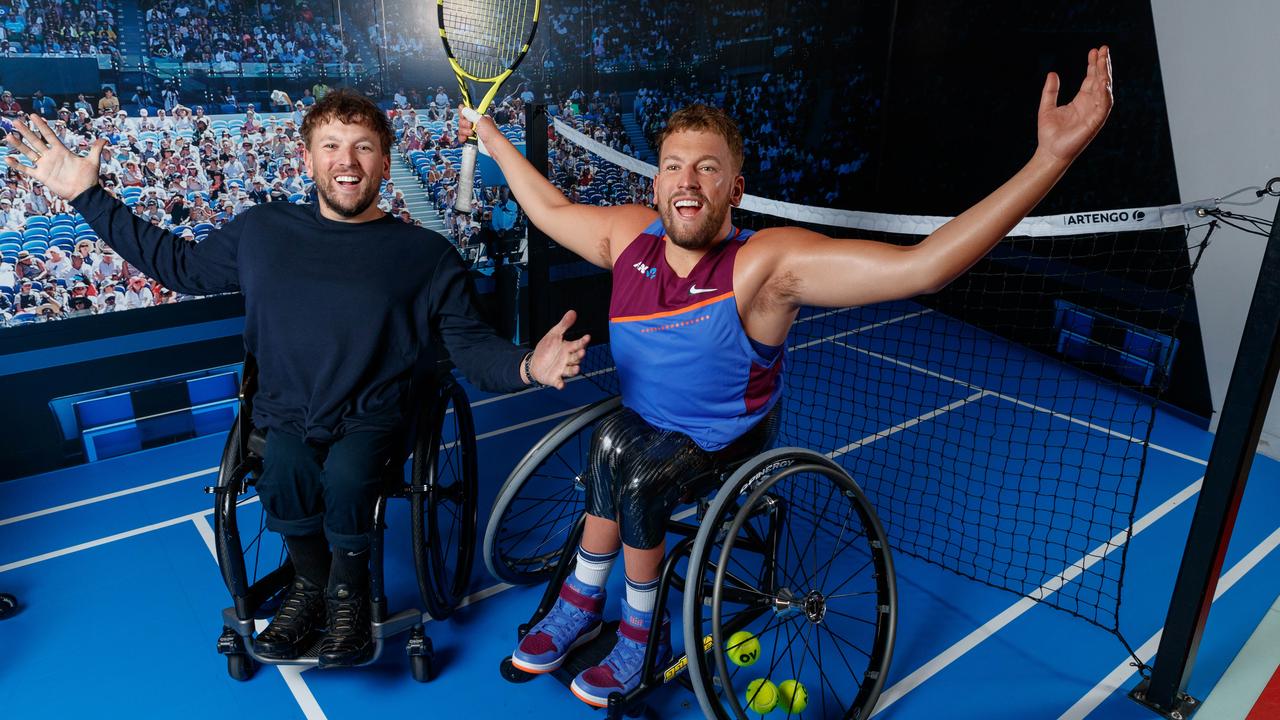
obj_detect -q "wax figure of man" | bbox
[461,48,1113,704]
[6,89,590,668]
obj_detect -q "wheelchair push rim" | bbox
[483,395,622,585]
[684,447,897,720]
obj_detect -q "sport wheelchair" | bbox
[208,354,478,682]
[0,593,16,619]
[484,395,898,719]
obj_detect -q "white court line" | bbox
[827,391,988,459]
[871,477,1205,717]
[790,309,933,352]
[0,505,214,574]
[0,496,258,574]
[1057,522,1280,720]
[0,466,216,526]
[192,516,329,720]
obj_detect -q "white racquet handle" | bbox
[455,142,478,213]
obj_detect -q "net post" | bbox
[1131,198,1280,718]
[525,103,552,341]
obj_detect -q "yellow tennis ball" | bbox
[745,678,778,714]
[777,679,808,714]
[727,630,761,667]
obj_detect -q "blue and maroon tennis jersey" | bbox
[608,218,784,451]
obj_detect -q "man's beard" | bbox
[315,174,380,218]
[659,192,731,250]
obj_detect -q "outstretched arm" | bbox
[5,114,240,295]
[459,108,651,269]
[761,46,1113,309]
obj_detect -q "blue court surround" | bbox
[1,303,1277,720]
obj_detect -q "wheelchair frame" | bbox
[485,396,898,720]
[207,355,479,682]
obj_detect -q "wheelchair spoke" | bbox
[824,606,878,627]
[799,619,847,715]
[817,621,874,660]
[818,620,866,693]
[822,556,875,599]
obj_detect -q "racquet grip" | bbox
[455,141,478,213]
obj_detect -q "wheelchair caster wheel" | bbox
[227,652,258,681]
[0,593,17,619]
[406,627,434,683]
[500,657,535,683]
[410,653,433,683]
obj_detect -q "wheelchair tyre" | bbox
[483,395,622,585]
[0,593,17,619]
[683,448,897,720]
[412,377,479,620]
[227,652,257,681]
[410,653,433,683]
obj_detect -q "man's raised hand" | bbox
[5,113,106,200]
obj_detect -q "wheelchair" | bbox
[483,395,898,719]
[208,354,478,682]
[0,593,16,619]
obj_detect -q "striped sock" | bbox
[625,574,659,615]
[572,546,618,589]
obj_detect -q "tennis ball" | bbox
[777,679,808,714]
[745,678,778,714]
[727,630,761,667]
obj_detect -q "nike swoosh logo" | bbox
[689,285,718,295]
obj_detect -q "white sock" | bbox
[625,574,659,615]
[572,546,618,589]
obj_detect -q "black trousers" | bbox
[256,428,399,552]
[584,404,780,549]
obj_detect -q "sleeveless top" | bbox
[608,218,784,451]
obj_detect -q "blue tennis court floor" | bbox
[2,303,1277,719]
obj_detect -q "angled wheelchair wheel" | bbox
[683,448,897,720]
[412,377,479,620]
[212,412,291,620]
[483,395,622,585]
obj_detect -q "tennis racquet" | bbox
[437,0,540,213]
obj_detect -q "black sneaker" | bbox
[317,583,373,668]
[254,575,326,660]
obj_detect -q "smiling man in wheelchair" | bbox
[463,46,1113,706]
[5,90,589,668]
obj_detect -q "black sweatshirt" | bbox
[70,185,528,443]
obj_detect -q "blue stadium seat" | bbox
[10,314,36,325]
[51,213,74,225]
[24,217,50,229]
[193,223,214,235]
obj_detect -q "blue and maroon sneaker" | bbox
[570,599,672,707]
[510,576,605,673]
